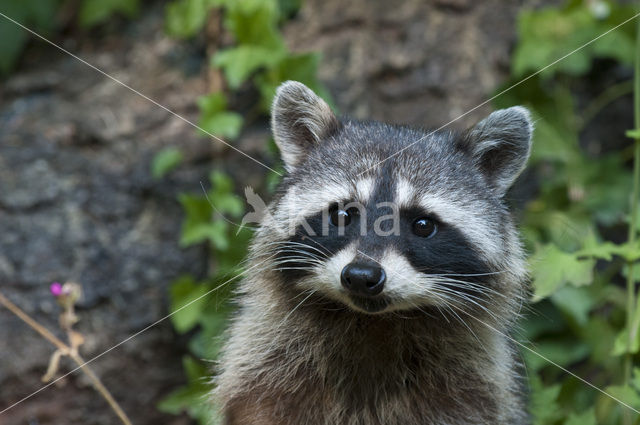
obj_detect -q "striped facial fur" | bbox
[215,81,534,425]
[256,81,532,317]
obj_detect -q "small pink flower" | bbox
[50,282,63,296]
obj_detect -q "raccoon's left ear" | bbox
[462,106,533,196]
[271,81,340,172]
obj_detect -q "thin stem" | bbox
[0,290,133,425]
[0,292,68,352]
[68,351,133,425]
[624,8,640,419]
[578,80,634,131]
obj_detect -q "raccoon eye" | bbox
[330,207,351,227]
[413,217,437,238]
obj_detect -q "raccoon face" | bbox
[259,81,532,315]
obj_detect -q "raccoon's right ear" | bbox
[462,106,533,196]
[271,81,340,172]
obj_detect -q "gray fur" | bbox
[462,106,533,195]
[214,82,533,424]
[271,81,340,172]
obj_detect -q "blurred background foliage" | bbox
[499,1,640,424]
[2,0,640,424]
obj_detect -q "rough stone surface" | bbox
[0,1,528,424]
[284,0,532,129]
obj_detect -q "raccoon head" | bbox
[255,81,531,317]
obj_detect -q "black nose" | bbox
[340,262,386,296]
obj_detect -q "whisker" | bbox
[260,240,330,258]
[439,301,491,358]
[428,270,507,277]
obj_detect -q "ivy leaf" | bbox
[165,0,220,39]
[208,171,244,217]
[169,276,210,334]
[197,93,243,140]
[530,244,595,301]
[529,375,563,425]
[79,0,139,28]
[224,0,283,49]
[182,216,228,249]
[213,45,285,88]
[151,147,183,179]
[575,232,628,261]
[157,356,216,424]
[179,193,229,249]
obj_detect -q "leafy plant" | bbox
[158,171,250,424]
[0,0,140,76]
[0,0,61,75]
[78,0,140,28]
[498,1,640,423]
[151,147,184,179]
[157,2,325,422]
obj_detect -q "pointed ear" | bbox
[271,81,340,172]
[461,106,533,196]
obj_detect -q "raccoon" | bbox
[214,81,532,425]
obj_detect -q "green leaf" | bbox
[79,0,139,28]
[151,147,183,179]
[575,232,630,261]
[550,285,594,326]
[603,385,640,410]
[612,327,640,356]
[165,0,219,39]
[564,408,597,425]
[523,337,590,373]
[179,193,230,248]
[577,155,632,226]
[158,356,217,424]
[0,16,28,75]
[214,229,252,275]
[530,244,595,301]
[224,0,283,49]
[580,317,616,364]
[213,45,286,88]
[169,276,210,333]
[182,215,229,249]
[207,171,244,217]
[197,93,243,140]
[0,0,60,75]
[188,309,230,358]
[529,375,563,425]
[199,112,243,140]
[512,3,636,79]
[631,368,640,392]
[627,129,640,139]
